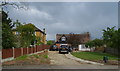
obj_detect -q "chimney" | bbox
[43,28,45,33]
[87,32,89,34]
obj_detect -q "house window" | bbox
[61,36,66,41]
[16,32,19,35]
[34,32,36,36]
[41,34,43,37]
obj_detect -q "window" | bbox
[61,36,66,41]
[16,32,19,35]
[34,32,36,36]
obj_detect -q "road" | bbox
[2,51,119,69]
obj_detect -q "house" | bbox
[55,32,90,51]
[55,34,71,49]
[13,23,47,44]
[34,26,46,44]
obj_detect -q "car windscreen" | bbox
[60,45,68,48]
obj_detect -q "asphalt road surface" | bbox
[2,51,119,69]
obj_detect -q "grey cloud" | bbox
[5,2,118,40]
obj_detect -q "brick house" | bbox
[13,24,47,44]
[34,26,46,44]
[55,32,90,50]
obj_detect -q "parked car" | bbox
[59,45,69,54]
[49,45,58,51]
[68,47,73,52]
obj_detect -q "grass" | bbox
[71,52,118,61]
[14,53,48,60]
[15,55,28,60]
[32,54,41,58]
[43,54,48,59]
[3,52,50,66]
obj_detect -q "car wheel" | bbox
[59,51,61,54]
[66,51,69,54]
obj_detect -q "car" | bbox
[68,47,73,52]
[59,45,69,54]
[49,45,58,51]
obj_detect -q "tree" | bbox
[102,27,119,54]
[13,20,22,48]
[118,28,120,49]
[102,27,117,48]
[13,20,22,28]
[1,1,28,10]
[92,39,104,47]
[85,40,95,48]
[2,11,15,49]
[85,39,103,48]
[47,40,53,45]
[35,36,43,45]
[110,28,119,49]
[16,23,36,48]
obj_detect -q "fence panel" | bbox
[105,48,118,55]
[45,45,50,49]
[2,45,50,59]
[23,48,27,55]
[42,45,44,50]
[31,47,34,53]
[2,48,13,59]
[36,45,38,52]
[39,45,42,51]
[14,48,21,58]
[34,47,37,52]
[33,47,36,53]
[37,45,39,51]
[28,48,32,54]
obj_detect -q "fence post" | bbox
[12,47,15,58]
[27,47,29,54]
[21,48,23,56]
[35,46,36,53]
[36,45,37,52]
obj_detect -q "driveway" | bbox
[2,51,118,69]
[48,51,118,69]
[48,51,88,65]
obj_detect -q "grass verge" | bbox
[15,55,28,60]
[71,52,118,61]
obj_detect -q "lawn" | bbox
[71,52,118,61]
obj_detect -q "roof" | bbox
[12,23,46,35]
[56,32,90,44]
[34,26,46,35]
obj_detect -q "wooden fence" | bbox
[2,45,51,59]
[105,47,118,55]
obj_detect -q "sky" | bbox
[4,2,118,40]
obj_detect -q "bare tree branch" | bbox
[0,1,28,10]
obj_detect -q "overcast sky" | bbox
[5,2,118,40]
